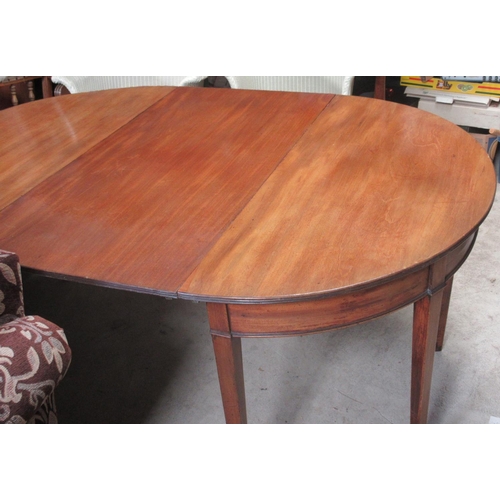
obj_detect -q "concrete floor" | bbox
[22,191,500,424]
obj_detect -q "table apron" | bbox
[211,232,477,338]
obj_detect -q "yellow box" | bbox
[400,76,500,97]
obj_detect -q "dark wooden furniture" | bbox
[0,76,52,109]
[0,86,495,423]
[0,76,38,106]
[374,76,386,99]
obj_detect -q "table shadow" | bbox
[22,271,198,424]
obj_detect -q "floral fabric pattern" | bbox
[0,250,24,320]
[0,250,71,424]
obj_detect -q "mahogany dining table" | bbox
[0,86,496,423]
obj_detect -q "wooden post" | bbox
[411,290,443,423]
[374,76,386,100]
[27,81,35,102]
[436,278,453,351]
[42,76,53,98]
[10,84,18,106]
[207,303,247,424]
[411,259,448,423]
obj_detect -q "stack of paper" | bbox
[404,87,499,107]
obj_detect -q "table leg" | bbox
[212,334,247,423]
[411,289,444,423]
[436,278,453,352]
[207,303,247,424]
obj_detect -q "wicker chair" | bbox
[0,249,71,423]
[225,76,355,95]
[51,76,208,95]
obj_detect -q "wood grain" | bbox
[226,267,429,336]
[0,87,332,296]
[211,334,247,424]
[412,289,444,423]
[0,87,175,210]
[180,96,496,303]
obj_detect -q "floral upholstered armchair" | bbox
[0,249,71,423]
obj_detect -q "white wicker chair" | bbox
[225,76,354,95]
[51,76,208,94]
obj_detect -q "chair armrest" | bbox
[0,250,24,320]
[53,83,70,96]
[0,315,72,423]
[51,76,87,94]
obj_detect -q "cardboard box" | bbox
[401,77,500,98]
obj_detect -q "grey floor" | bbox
[22,191,500,424]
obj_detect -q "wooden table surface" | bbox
[0,86,496,423]
[0,86,494,301]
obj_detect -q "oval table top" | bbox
[0,86,496,304]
